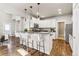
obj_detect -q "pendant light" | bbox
[28,5,33,31]
[24,8,27,21]
[37,3,40,20]
[30,6,33,20]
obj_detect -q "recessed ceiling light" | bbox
[58,9,62,14]
[58,11,62,14]
[58,9,62,11]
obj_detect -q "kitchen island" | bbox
[15,32,55,55]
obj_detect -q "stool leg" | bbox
[32,40,34,49]
[23,39,25,49]
[24,39,26,49]
[43,40,45,55]
[39,42,40,56]
[21,39,23,48]
[27,39,29,51]
[36,41,38,51]
[25,39,27,49]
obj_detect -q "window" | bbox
[5,24,10,31]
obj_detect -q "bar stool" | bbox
[20,33,27,49]
[23,33,29,49]
[18,33,30,56]
[36,33,45,56]
[26,33,34,52]
[20,33,34,52]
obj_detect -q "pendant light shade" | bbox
[37,3,40,20]
[24,8,27,21]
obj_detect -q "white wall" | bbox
[0,11,12,35]
[73,4,79,56]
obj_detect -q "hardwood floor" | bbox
[0,36,48,56]
[50,39,72,56]
[0,36,72,56]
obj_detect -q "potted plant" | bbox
[24,29,27,32]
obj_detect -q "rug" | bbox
[17,48,30,56]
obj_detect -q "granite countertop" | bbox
[25,31,54,34]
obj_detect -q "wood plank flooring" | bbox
[0,36,48,56]
[50,39,72,56]
[0,36,72,56]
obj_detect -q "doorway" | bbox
[58,22,64,39]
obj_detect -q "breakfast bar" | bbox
[15,32,55,55]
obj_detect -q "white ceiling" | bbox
[0,3,72,18]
